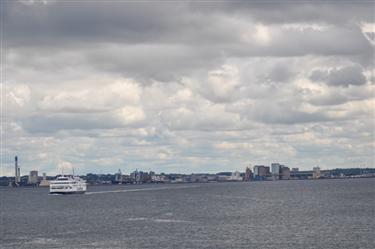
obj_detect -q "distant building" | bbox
[149,171,155,178]
[206,175,217,182]
[28,170,38,185]
[130,170,150,183]
[291,168,299,172]
[229,171,243,181]
[271,163,291,180]
[313,167,321,179]
[290,170,313,180]
[39,173,50,187]
[271,163,282,180]
[189,174,208,183]
[151,174,169,183]
[115,169,123,183]
[253,165,270,180]
[130,170,139,183]
[280,167,290,180]
[171,177,183,183]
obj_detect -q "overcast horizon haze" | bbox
[1,0,374,176]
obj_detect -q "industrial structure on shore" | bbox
[8,156,50,187]
[14,156,20,185]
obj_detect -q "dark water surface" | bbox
[1,179,374,249]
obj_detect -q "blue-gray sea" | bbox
[1,178,374,249]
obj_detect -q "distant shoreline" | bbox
[1,175,374,189]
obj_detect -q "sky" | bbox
[1,0,374,176]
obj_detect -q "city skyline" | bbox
[3,157,374,187]
[2,1,374,176]
[2,154,373,177]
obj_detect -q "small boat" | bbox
[49,175,87,194]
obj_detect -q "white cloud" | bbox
[6,84,31,107]
[184,64,241,103]
[19,0,50,5]
[253,24,271,45]
[214,142,253,150]
[57,161,73,173]
[360,22,375,45]
[38,78,141,112]
[115,106,146,125]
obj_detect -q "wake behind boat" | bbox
[49,175,87,194]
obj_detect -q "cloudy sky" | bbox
[2,0,374,176]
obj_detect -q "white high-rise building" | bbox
[271,163,281,175]
[271,163,282,180]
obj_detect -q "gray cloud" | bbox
[7,1,372,44]
[307,84,374,106]
[260,64,294,84]
[3,0,373,100]
[310,65,367,87]
[240,99,334,125]
[20,112,141,133]
[202,1,375,25]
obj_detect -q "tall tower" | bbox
[15,156,20,183]
[15,156,17,181]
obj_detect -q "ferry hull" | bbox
[50,191,86,195]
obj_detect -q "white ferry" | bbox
[50,175,87,194]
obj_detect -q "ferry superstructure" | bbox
[49,175,87,194]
